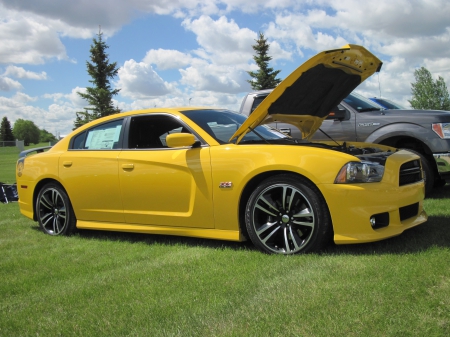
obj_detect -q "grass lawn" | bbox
[1,145,449,336]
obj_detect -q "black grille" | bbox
[399,203,419,222]
[399,159,422,186]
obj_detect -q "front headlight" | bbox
[335,161,385,183]
[432,123,450,139]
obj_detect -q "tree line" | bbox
[0,117,57,146]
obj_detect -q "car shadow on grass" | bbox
[71,212,449,256]
[74,228,258,252]
[426,181,450,199]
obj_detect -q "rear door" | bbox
[60,118,125,222]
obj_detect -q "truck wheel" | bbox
[245,174,332,254]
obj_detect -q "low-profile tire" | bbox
[245,174,332,255]
[36,183,77,236]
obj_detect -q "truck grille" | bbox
[399,160,422,186]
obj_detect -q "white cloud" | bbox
[0,93,64,134]
[117,59,175,99]
[0,76,22,91]
[4,65,47,80]
[143,49,193,70]
[182,15,258,65]
[179,60,251,93]
[0,9,67,64]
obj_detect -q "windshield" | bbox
[371,98,406,110]
[343,92,383,112]
[182,109,287,144]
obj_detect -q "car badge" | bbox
[219,182,232,188]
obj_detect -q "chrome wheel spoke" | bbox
[40,195,53,210]
[288,226,302,251]
[283,227,291,253]
[255,196,278,216]
[260,225,281,244]
[256,221,278,235]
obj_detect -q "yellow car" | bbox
[16,45,427,254]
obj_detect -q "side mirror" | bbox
[166,133,198,148]
[326,107,348,121]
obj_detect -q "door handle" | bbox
[63,161,72,167]
[122,164,134,170]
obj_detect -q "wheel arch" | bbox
[32,179,69,221]
[238,170,332,239]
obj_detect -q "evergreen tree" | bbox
[75,31,120,129]
[247,32,282,90]
[409,67,450,110]
[0,116,15,143]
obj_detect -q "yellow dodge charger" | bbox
[16,45,427,254]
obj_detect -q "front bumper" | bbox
[319,150,427,244]
[321,181,426,244]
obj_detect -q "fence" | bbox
[0,140,24,151]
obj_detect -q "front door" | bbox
[118,114,214,228]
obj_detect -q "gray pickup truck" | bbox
[239,89,450,194]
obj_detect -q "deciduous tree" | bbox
[409,67,450,110]
[13,119,40,146]
[40,129,57,143]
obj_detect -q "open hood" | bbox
[230,44,382,143]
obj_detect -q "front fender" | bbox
[364,123,450,153]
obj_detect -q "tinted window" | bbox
[343,93,382,112]
[128,115,190,149]
[373,98,406,110]
[72,132,87,149]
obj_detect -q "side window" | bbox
[128,115,190,149]
[250,96,267,113]
[71,119,123,150]
[72,132,87,149]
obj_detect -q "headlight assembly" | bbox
[335,161,385,183]
[432,123,450,139]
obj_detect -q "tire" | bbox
[36,183,77,236]
[245,174,332,254]
[402,149,434,197]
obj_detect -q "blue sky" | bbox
[1,0,450,136]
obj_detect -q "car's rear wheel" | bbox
[245,175,332,254]
[36,183,76,235]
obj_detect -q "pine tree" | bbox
[409,67,450,110]
[247,32,282,90]
[75,31,120,129]
[0,116,15,143]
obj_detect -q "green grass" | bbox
[1,146,449,336]
[0,143,49,183]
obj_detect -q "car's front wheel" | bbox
[36,183,77,235]
[245,175,332,254]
